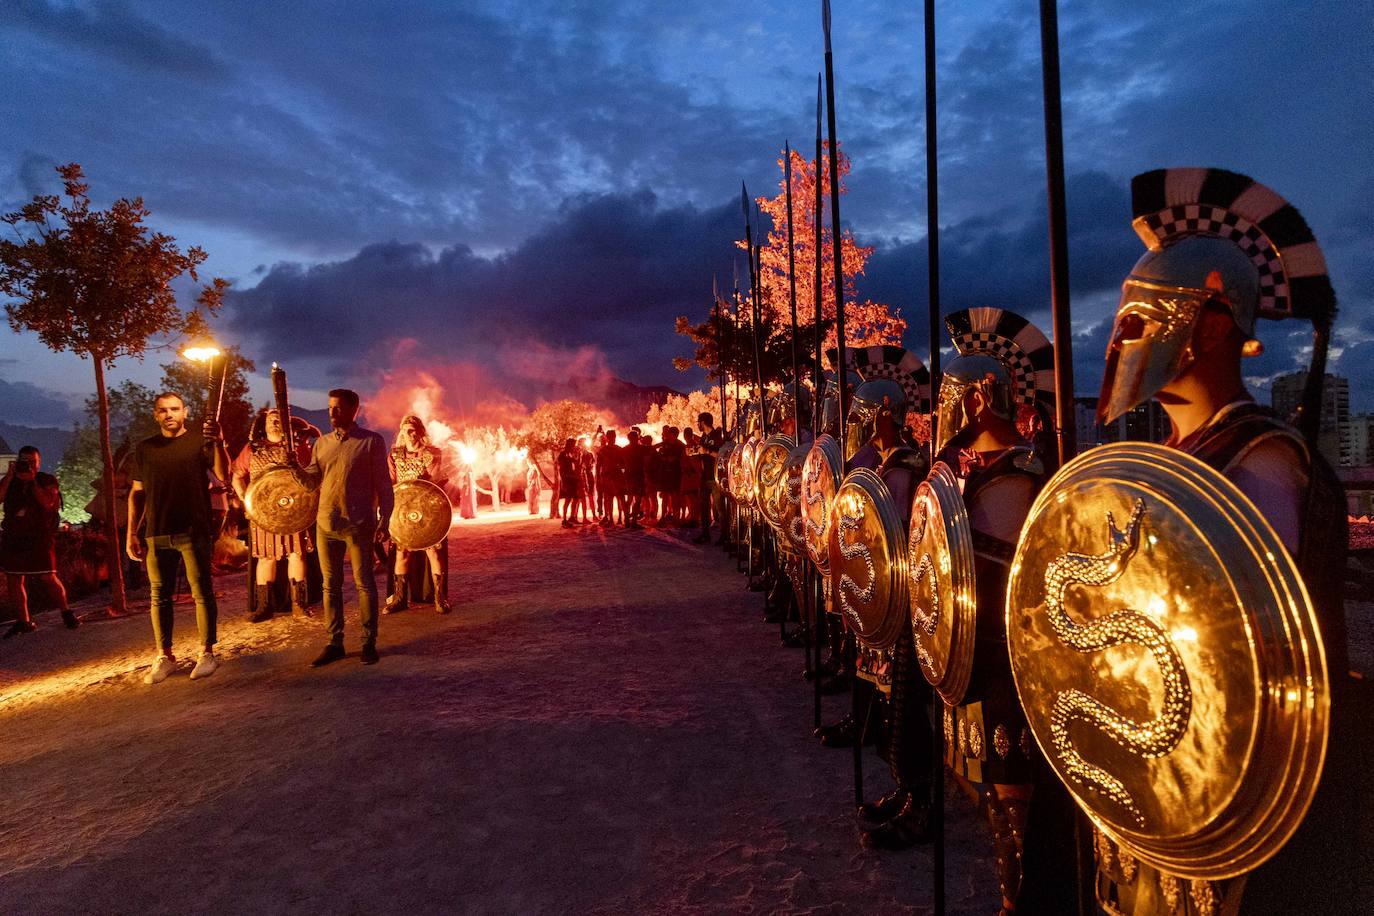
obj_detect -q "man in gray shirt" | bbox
[295,388,392,666]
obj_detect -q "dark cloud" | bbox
[0,378,80,428]
[223,191,742,399]
[7,0,231,81]
[2,0,1370,411]
[224,153,1366,411]
[860,169,1139,365]
[0,0,783,261]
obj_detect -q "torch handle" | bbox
[272,365,295,457]
[214,357,228,424]
[206,357,227,425]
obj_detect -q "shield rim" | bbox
[1006,441,1329,880]
[779,442,813,557]
[391,478,453,551]
[907,462,978,705]
[756,433,795,531]
[738,436,761,508]
[716,440,737,490]
[801,434,843,574]
[244,465,319,536]
[828,468,911,650]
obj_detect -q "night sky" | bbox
[2,0,1370,426]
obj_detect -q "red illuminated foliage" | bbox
[745,144,905,350]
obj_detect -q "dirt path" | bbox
[0,513,1006,914]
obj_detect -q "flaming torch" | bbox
[180,341,226,423]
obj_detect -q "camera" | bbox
[15,458,32,474]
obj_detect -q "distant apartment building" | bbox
[1271,371,1350,467]
[1072,397,1170,450]
[1344,413,1374,468]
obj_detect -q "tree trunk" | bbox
[93,357,128,615]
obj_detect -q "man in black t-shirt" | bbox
[556,439,580,528]
[127,391,229,685]
[596,430,623,525]
[691,412,724,543]
[621,429,646,529]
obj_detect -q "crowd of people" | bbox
[0,387,433,678]
[0,395,731,667]
[551,413,725,541]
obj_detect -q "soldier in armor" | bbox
[811,367,861,693]
[925,307,1064,908]
[383,415,451,614]
[1089,169,1354,915]
[762,386,813,642]
[832,365,935,851]
[231,408,320,622]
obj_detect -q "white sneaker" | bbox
[144,655,175,685]
[189,652,219,680]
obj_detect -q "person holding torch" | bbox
[127,391,229,684]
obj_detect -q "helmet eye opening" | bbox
[1111,312,1149,346]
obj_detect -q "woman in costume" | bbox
[384,415,451,613]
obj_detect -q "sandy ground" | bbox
[0,512,1003,915]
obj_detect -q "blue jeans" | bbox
[145,533,217,650]
[317,524,378,646]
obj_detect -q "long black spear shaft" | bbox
[822,0,863,811]
[822,1,849,443]
[1039,3,1088,913]
[813,75,825,440]
[782,141,814,674]
[922,4,946,914]
[1039,0,1077,466]
[755,206,770,436]
[784,142,803,434]
[924,0,942,455]
[811,72,826,731]
[714,277,726,430]
[733,273,743,437]
[742,184,768,438]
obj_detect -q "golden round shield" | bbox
[801,434,843,574]
[755,434,795,532]
[244,466,319,536]
[827,469,910,650]
[907,462,977,705]
[716,440,736,491]
[738,436,761,508]
[778,442,812,557]
[727,437,751,503]
[1007,442,1329,880]
[391,478,454,551]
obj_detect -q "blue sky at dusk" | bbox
[1,0,1370,426]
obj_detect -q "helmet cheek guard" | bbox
[933,355,1016,455]
[844,378,908,462]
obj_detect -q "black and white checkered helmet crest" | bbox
[944,308,1055,410]
[1130,167,1335,325]
[844,345,931,414]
